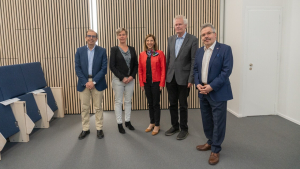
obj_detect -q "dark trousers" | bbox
[144,82,161,126]
[200,94,227,153]
[166,76,190,131]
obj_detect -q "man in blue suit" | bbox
[193,23,233,165]
[75,29,107,140]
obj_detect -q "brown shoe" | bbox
[152,129,160,136]
[152,126,160,135]
[145,127,153,132]
[208,152,219,165]
[196,143,211,151]
[145,124,155,132]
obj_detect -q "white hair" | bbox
[173,15,188,26]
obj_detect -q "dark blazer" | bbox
[75,45,107,92]
[193,41,233,102]
[166,33,198,85]
[110,46,138,81]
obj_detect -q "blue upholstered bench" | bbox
[0,65,42,124]
[0,88,19,139]
[0,62,64,160]
[20,62,58,112]
[0,104,20,161]
[0,62,64,130]
[0,104,19,139]
[0,89,35,160]
[18,94,41,123]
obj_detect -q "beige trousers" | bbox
[79,78,104,131]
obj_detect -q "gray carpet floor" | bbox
[0,109,300,169]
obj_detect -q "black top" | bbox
[110,46,138,81]
[146,53,152,83]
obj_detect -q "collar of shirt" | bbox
[176,31,187,40]
[204,40,217,52]
[87,45,96,51]
[118,46,130,55]
[146,49,154,57]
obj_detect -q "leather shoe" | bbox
[176,130,189,140]
[151,126,160,136]
[145,127,154,132]
[78,130,90,140]
[196,143,211,151]
[125,121,135,130]
[118,124,126,134]
[97,130,104,139]
[209,152,219,165]
[152,130,160,136]
[165,127,179,136]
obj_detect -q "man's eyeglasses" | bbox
[201,32,215,37]
[86,35,97,38]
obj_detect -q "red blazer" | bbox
[138,50,166,87]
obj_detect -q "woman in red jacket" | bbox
[138,34,166,136]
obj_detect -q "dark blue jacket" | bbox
[75,45,107,92]
[193,42,233,101]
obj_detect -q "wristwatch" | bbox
[93,81,96,85]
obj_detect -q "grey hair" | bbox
[173,15,188,25]
[116,27,128,35]
[200,23,216,33]
[86,29,98,38]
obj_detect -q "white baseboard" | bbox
[227,109,300,125]
[277,112,300,125]
[227,108,242,118]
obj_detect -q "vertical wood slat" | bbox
[0,0,220,114]
[97,0,221,111]
[0,0,90,114]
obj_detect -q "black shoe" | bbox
[125,121,135,130]
[176,130,189,140]
[78,130,90,140]
[118,124,126,134]
[97,130,104,139]
[165,127,179,136]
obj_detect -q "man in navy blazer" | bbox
[193,23,233,165]
[75,29,107,140]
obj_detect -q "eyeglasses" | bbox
[201,32,215,37]
[86,35,97,38]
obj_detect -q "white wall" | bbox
[224,0,300,124]
[224,0,243,117]
[277,0,300,125]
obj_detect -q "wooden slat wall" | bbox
[0,0,220,113]
[97,0,220,111]
[0,0,90,114]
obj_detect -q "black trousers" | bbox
[144,82,161,126]
[166,76,190,131]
